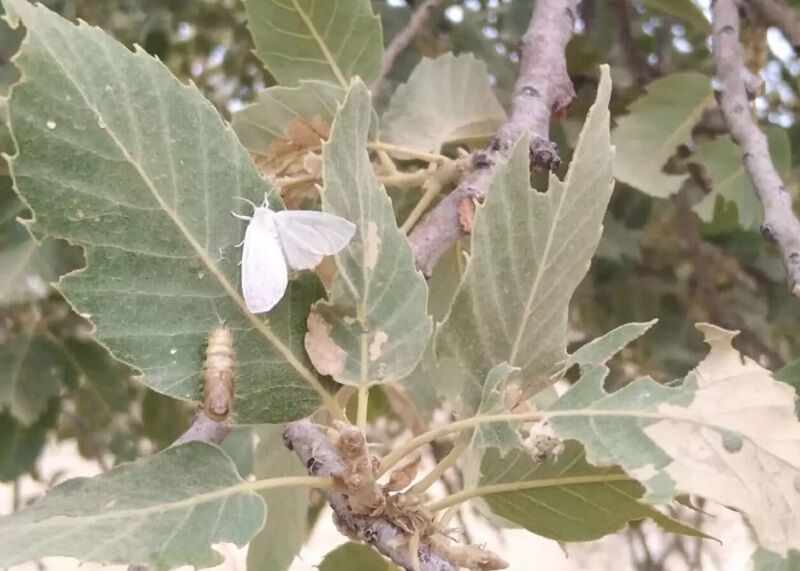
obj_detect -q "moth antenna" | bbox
[233,196,259,210]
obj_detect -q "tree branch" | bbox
[613,0,656,86]
[713,0,800,296]
[407,0,577,275]
[283,420,457,571]
[372,0,446,100]
[746,0,800,50]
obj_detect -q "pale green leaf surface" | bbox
[548,324,800,556]
[319,542,397,571]
[480,441,702,541]
[243,0,383,87]
[0,442,266,569]
[306,81,431,384]
[5,0,328,423]
[693,126,790,228]
[380,54,506,154]
[435,65,614,413]
[612,73,713,197]
[231,80,344,156]
[566,320,657,369]
[641,0,710,34]
[472,362,521,451]
[246,424,308,571]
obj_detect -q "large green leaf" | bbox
[435,65,614,413]
[693,126,791,229]
[5,0,328,423]
[480,441,702,541]
[641,0,710,34]
[319,542,398,571]
[246,425,308,571]
[612,73,714,198]
[231,80,344,156]
[380,54,506,154]
[751,548,800,571]
[305,81,431,384]
[0,442,266,569]
[243,0,383,87]
[548,324,800,556]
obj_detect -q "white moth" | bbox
[235,198,356,314]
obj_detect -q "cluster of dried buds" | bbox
[327,421,508,571]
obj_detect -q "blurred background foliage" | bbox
[2,0,800,551]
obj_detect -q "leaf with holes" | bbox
[0,442,265,569]
[5,0,329,423]
[305,80,431,385]
[548,324,800,556]
[479,441,703,541]
[381,54,506,154]
[612,73,714,198]
[435,65,614,414]
[243,0,383,88]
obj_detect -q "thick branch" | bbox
[713,0,800,296]
[746,0,800,50]
[372,0,445,100]
[407,0,577,275]
[283,420,456,571]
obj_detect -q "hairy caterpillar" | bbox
[202,326,236,422]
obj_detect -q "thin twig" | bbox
[746,0,800,50]
[372,0,446,100]
[407,0,577,275]
[713,0,800,296]
[283,420,457,571]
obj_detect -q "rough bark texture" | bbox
[713,0,800,296]
[283,420,456,571]
[407,0,577,275]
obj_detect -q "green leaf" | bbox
[565,320,658,369]
[243,0,383,87]
[319,542,397,571]
[751,548,800,571]
[612,73,714,198]
[5,0,328,423]
[693,126,791,229]
[246,424,308,571]
[480,441,703,541]
[435,65,614,413]
[0,183,82,305]
[548,324,800,556]
[306,80,431,384]
[641,0,711,34]
[0,318,70,424]
[231,80,344,156]
[0,442,266,570]
[0,401,56,481]
[472,362,521,452]
[380,54,506,154]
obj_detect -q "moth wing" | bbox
[273,210,356,271]
[241,212,288,313]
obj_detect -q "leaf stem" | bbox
[245,475,333,494]
[425,473,633,512]
[409,429,472,495]
[400,176,445,233]
[368,141,447,163]
[357,381,369,432]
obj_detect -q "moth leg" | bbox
[231,211,251,221]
